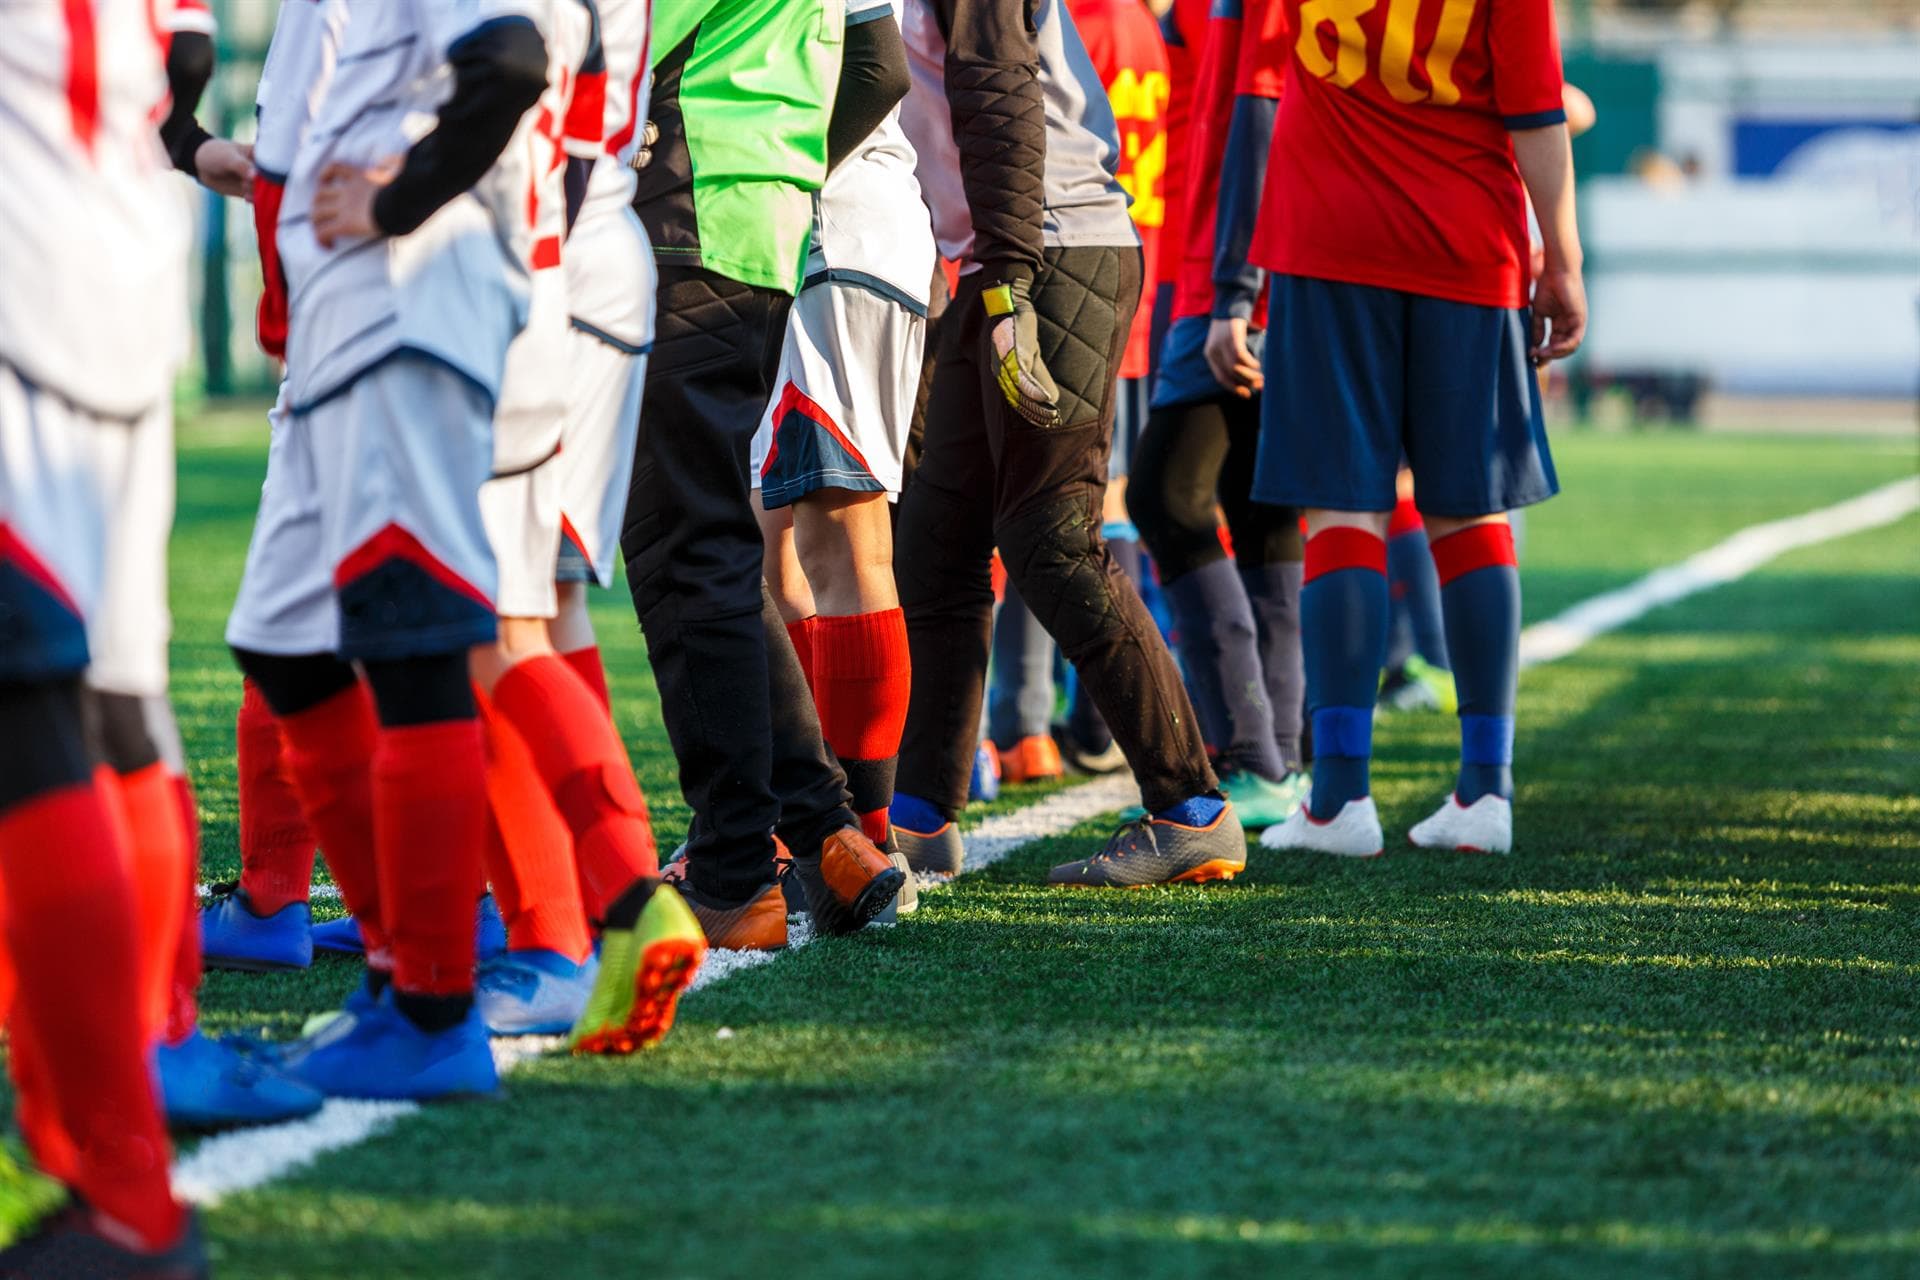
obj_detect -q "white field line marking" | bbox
[1518,476,1920,668]
[176,773,1138,1203]
[179,476,1914,1202]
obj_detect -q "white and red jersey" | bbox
[278,0,555,411]
[578,0,651,219]
[254,0,351,184]
[0,0,186,419]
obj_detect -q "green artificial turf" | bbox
[21,418,1920,1276]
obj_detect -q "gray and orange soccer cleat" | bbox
[1048,806,1248,887]
[791,827,908,935]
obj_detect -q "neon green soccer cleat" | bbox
[569,879,707,1056]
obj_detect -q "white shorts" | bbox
[558,203,653,588]
[226,355,497,660]
[484,268,569,620]
[0,364,172,696]
[750,281,923,509]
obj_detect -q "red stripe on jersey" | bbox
[530,236,563,271]
[63,0,101,155]
[334,523,493,611]
[565,70,607,148]
[1303,527,1387,583]
[1429,522,1516,586]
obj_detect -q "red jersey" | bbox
[1251,0,1565,309]
[1156,0,1209,288]
[1066,0,1170,379]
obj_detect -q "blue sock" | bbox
[1153,794,1226,827]
[890,793,950,834]
[1388,529,1450,670]
[1301,529,1390,819]
[1433,524,1521,802]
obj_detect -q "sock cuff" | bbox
[1388,495,1424,539]
[813,609,908,681]
[559,645,610,709]
[1431,522,1517,586]
[374,717,484,773]
[1310,706,1374,759]
[279,677,377,747]
[1304,528,1387,583]
[491,653,614,770]
[1460,714,1514,766]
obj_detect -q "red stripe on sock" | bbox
[814,609,911,762]
[477,695,592,961]
[374,719,488,996]
[1303,528,1388,583]
[236,679,317,915]
[560,644,611,710]
[1430,522,1517,586]
[276,681,390,965]
[1387,495,1424,539]
[0,783,183,1250]
[492,655,657,922]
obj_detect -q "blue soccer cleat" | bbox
[278,990,499,1101]
[311,894,508,961]
[476,949,599,1036]
[201,887,313,971]
[968,742,1001,804]
[157,1027,324,1130]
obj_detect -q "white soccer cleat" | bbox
[1407,792,1512,855]
[1260,796,1384,859]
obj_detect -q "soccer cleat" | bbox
[1216,769,1311,828]
[569,880,707,1055]
[792,827,909,935]
[277,991,499,1101]
[1260,797,1384,858]
[661,862,789,951]
[199,885,313,971]
[310,894,507,961]
[997,734,1064,783]
[1048,806,1248,887]
[1054,723,1127,775]
[968,741,1001,803]
[888,848,918,917]
[1408,792,1513,855]
[157,1028,324,1130]
[477,949,600,1036]
[1377,655,1458,717]
[0,1203,208,1280]
[894,820,963,877]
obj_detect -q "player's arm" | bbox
[931,0,1058,425]
[313,18,550,247]
[1201,0,1274,396]
[1512,124,1585,363]
[159,31,256,199]
[562,7,609,234]
[828,7,911,171]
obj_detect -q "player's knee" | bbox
[231,648,359,719]
[361,653,476,727]
[894,484,992,613]
[997,493,1118,658]
[0,679,92,811]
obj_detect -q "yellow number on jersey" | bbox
[1301,0,1479,105]
[1295,0,1374,90]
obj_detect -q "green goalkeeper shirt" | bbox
[637,0,845,293]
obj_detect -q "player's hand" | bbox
[1204,317,1263,398]
[1530,266,1587,364]
[194,139,255,200]
[983,280,1060,428]
[312,157,401,248]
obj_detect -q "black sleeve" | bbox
[159,31,216,176]
[371,17,549,237]
[827,12,911,172]
[931,0,1045,288]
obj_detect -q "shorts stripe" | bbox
[334,522,491,611]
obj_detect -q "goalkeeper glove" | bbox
[982,279,1060,428]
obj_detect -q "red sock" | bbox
[477,694,593,961]
[560,644,611,711]
[814,609,911,844]
[236,678,318,915]
[786,616,819,695]
[491,654,657,922]
[0,784,184,1250]
[373,720,487,996]
[165,774,201,1046]
[102,764,191,1048]
[275,681,390,966]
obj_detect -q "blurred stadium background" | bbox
[181,0,1920,426]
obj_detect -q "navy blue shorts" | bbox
[1151,314,1266,411]
[1253,274,1556,517]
